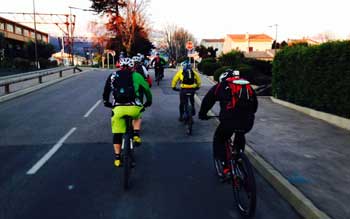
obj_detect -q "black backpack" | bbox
[182,69,195,85]
[111,70,135,104]
[135,65,147,79]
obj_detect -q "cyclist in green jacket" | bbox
[103,58,152,167]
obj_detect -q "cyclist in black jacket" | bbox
[198,70,258,171]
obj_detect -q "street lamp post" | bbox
[32,0,39,69]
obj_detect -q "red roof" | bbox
[228,34,273,42]
[202,38,224,43]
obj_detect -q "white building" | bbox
[200,38,224,56]
[223,33,273,54]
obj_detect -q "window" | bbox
[36,33,42,40]
[30,31,35,39]
[15,26,22,35]
[0,22,4,30]
[23,29,29,36]
[248,47,253,52]
[6,24,14,32]
[42,35,48,42]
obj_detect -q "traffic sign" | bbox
[186,41,194,50]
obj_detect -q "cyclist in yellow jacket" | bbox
[171,62,201,121]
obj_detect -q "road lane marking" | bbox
[84,100,101,118]
[27,127,77,175]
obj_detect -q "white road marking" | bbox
[26,127,77,175]
[84,100,101,118]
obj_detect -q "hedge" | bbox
[272,41,350,118]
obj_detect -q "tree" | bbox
[195,45,217,59]
[162,24,196,61]
[90,0,153,55]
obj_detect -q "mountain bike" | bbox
[174,88,195,135]
[120,115,135,190]
[106,105,137,190]
[209,116,256,218]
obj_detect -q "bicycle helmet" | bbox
[119,57,134,68]
[132,56,141,63]
[219,69,234,82]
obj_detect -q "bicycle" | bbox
[174,88,195,135]
[154,65,163,86]
[106,105,137,190]
[209,116,257,218]
[120,115,135,190]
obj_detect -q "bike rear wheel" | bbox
[122,136,132,190]
[186,106,193,135]
[231,153,256,218]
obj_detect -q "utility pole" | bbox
[32,0,39,69]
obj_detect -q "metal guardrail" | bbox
[0,66,82,94]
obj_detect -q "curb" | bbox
[271,97,350,131]
[194,79,332,219]
[0,69,93,103]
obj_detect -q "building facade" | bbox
[0,16,48,44]
[200,38,224,56]
[223,33,273,54]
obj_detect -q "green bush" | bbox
[197,58,216,72]
[218,50,244,66]
[200,61,221,76]
[272,41,350,118]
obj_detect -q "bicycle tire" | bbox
[184,103,193,135]
[122,135,132,190]
[231,153,256,218]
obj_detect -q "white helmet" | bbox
[233,70,240,76]
[132,56,141,63]
[119,58,134,68]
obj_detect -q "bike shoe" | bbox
[133,136,142,146]
[114,159,122,167]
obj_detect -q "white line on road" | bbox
[84,100,101,118]
[27,127,77,175]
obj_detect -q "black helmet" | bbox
[219,69,239,82]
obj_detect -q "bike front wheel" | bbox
[231,153,256,218]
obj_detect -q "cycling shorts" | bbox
[111,106,143,133]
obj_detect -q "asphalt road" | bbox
[0,68,300,219]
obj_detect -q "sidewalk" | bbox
[196,74,350,219]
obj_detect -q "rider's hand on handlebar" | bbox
[103,101,113,108]
[172,87,179,91]
[143,101,152,108]
[198,113,210,120]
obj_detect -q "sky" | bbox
[1,0,349,42]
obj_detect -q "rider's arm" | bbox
[133,72,152,103]
[252,89,258,113]
[171,70,182,88]
[199,84,218,116]
[102,74,112,102]
[193,70,202,88]
[142,65,149,77]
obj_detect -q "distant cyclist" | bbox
[198,69,258,173]
[171,62,201,121]
[150,52,166,80]
[132,55,152,87]
[103,57,152,167]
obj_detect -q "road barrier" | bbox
[0,66,82,95]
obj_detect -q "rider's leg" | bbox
[113,134,123,167]
[233,132,246,152]
[213,121,235,169]
[189,90,196,115]
[132,118,142,145]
